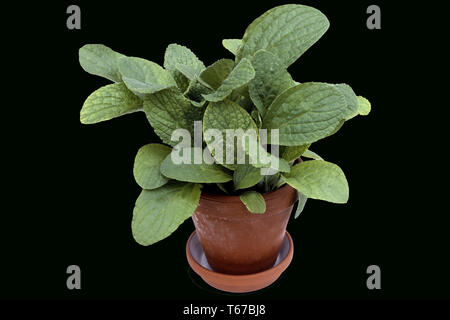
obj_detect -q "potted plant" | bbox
[79,4,371,292]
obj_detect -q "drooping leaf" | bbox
[80,83,142,124]
[294,191,308,218]
[202,58,255,102]
[334,83,359,120]
[233,164,262,190]
[249,50,294,117]
[302,149,323,160]
[262,82,348,146]
[282,160,349,203]
[240,191,266,213]
[79,44,125,82]
[143,88,203,146]
[222,39,242,55]
[132,182,200,246]
[160,148,232,183]
[236,4,329,67]
[281,144,310,162]
[133,144,172,189]
[164,44,205,92]
[199,59,235,90]
[357,96,371,115]
[118,57,176,98]
[203,100,257,169]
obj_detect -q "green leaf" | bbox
[262,82,348,146]
[334,83,359,120]
[294,191,308,218]
[357,96,371,115]
[302,149,323,160]
[203,100,257,169]
[79,44,125,82]
[249,50,294,117]
[233,164,262,190]
[132,182,200,246]
[202,58,255,102]
[236,4,329,67]
[164,44,205,92]
[241,135,291,173]
[184,79,211,106]
[160,148,232,183]
[143,88,203,146]
[175,64,199,81]
[222,39,242,55]
[80,83,142,124]
[118,57,176,98]
[281,144,310,162]
[282,160,349,203]
[133,144,172,189]
[240,191,266,213]
[199,59,234,90]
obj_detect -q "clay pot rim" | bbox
[200,183,295,203]
[186,230,294,284]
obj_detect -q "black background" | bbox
[2,0,447,310]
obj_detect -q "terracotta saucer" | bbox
[186,230,294,293]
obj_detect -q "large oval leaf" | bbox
[118,57,176,98]
[79,44,125,82]
[199,59,235,90]
[160,148,232,183]
[236,4,329,67]
[143,88,203,146]
[132,182,200,246]
[282,160,349,203]
[133,144,172,189]
[262,82,347,146]
[249,50,294,117]
[80,83,142,124]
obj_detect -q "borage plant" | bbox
[79,4,371,246]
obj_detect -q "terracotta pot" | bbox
[192,184,298,275]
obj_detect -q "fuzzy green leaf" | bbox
[132,182,200,246]
[222,39,242,55]
[199,59,235,90]
[282,160,349,203]
[263,82,348,146]
[79,44,125,82]
[249,50,294,117]
[294,191,308,218]
[281,144,310,162]
[240,191,266,213]
[236,4,329,67]
[357,96,371,115]
[233,164,262,190]
[80,83,142,124]
[118,57,176,98]
[164,44,205,92]
[133,144,172,189]
[160,148,232,183]
[203,100,257,169]
[202,58,255,102]
[143,88,203,147]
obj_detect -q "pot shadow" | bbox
[187,266,284,296]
